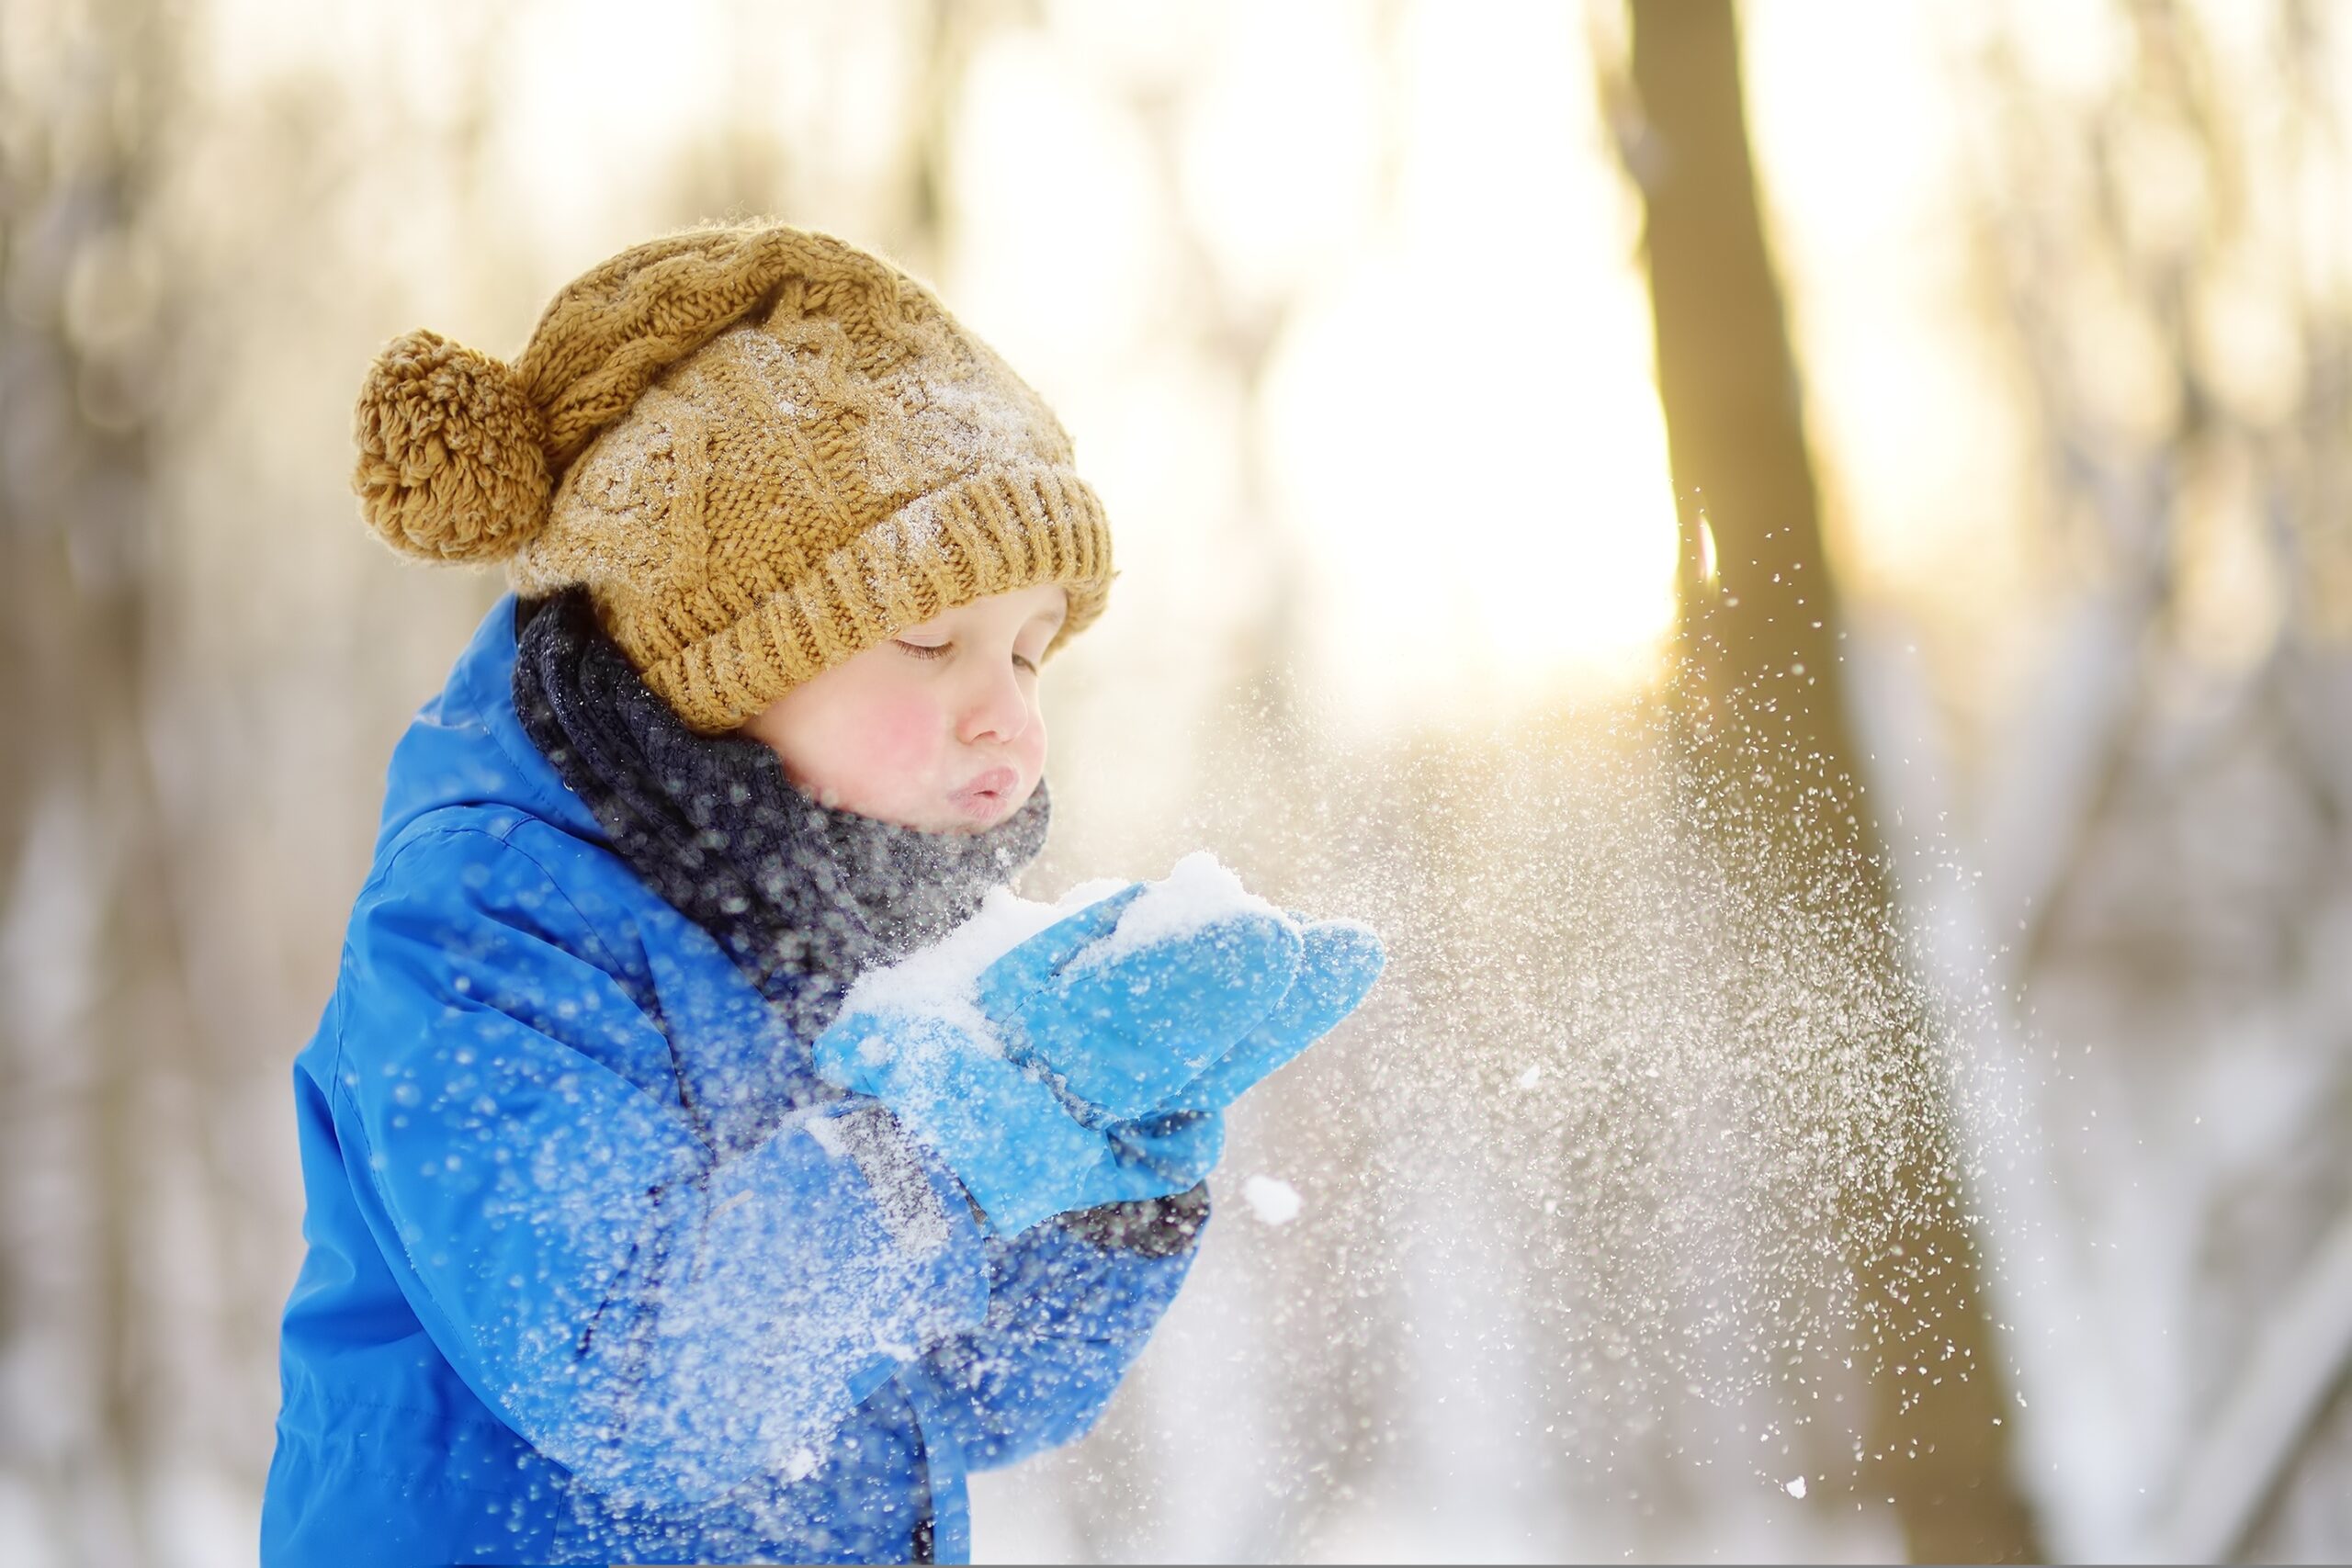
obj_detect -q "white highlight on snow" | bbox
[1075,851,1285,974]
[832,885,1070,1039]
[1241,1175,1302,1226]
[1785,1476,1807,1499]
[832,874,1128,1029]
[1516,1064,1544,1089]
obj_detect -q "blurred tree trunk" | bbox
[1624,3,2040,1561]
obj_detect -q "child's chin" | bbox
[862,800,993,835]
[814,789,970,834]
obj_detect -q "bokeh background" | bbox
[6,0,2351,1561]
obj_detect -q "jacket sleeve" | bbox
[331,824,989,1511]
[904,1190,1207,1471]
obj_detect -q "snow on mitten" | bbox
[976,855,1304,1122]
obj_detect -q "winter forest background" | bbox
[6,0,2351,1562]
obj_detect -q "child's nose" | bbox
[957,663,1033,745]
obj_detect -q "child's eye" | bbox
[894,639,948,660]
[1012,652,1039,674]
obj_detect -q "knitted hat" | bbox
[350,223,1114,733]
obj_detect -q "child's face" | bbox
[741,582,1068,834]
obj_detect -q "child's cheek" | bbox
[855,694,944,777]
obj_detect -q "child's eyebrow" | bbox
[1027,604,1069,630]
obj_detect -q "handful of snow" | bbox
[831,851,1286,1056]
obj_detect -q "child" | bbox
[261,224,1381,1565]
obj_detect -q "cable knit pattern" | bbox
[349,222,1114,732]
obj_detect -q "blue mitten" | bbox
[812,889,1156,1238]
[812,1008,1118,1237]
[977,904,1304,1121]
[980,888,1384,1122]
[1072,1109,1227,1207]
[816,879,1382,1235]
[1177,918,1385,1111]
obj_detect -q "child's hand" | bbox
[977,897,1304,1121]
[812,865,1385,1236]
[976,867,1385,1122]
[811,993,1183,1238]
[1170,917,1385,1111]
[1070,1108,1227,1208]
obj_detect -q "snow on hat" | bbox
[350,222,1114,733]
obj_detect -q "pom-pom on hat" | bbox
[350,223,1114,733]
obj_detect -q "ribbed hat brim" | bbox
[640,464,1114,734]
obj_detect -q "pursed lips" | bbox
[948,765,1021,816]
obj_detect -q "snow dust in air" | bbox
[1108,668,2030,1505]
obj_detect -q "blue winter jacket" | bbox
[263,595,1198,1565]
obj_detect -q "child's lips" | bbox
[948,766,1020,819]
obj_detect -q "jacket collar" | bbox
[373,593,607,862]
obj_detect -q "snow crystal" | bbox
[1240,1175,1302,1226]
[1785,1476,1808,1499]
